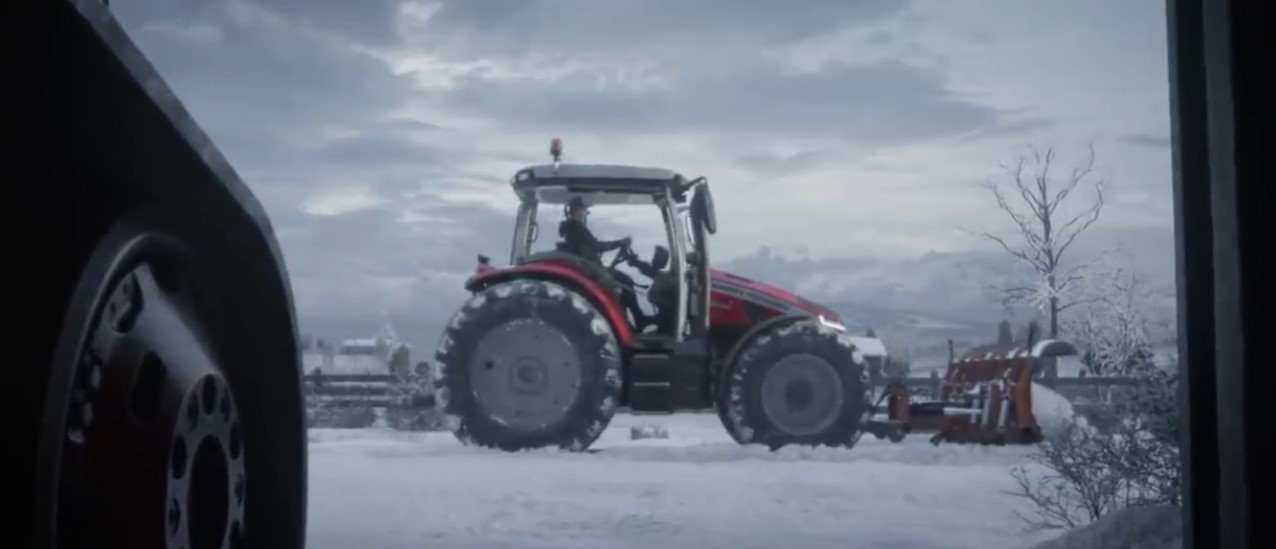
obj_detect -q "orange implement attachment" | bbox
[926,356,1042,445]
[887,341,1055,446]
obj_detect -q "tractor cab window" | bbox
[528,194,675,276]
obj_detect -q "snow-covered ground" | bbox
[306,413,1063,549]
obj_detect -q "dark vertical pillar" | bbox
[1169,0,1260,547]
[1166,0,1217,546]
[1201,0,1258,547]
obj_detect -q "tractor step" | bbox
[626,352,710,412]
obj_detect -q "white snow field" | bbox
[306,413,1068,549]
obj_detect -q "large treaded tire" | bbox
[431,279,623,452]
[719,318,868,450]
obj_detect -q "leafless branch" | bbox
[1055,297,1103,313]
[979,144,1108,334]
[1007,465,1084,530]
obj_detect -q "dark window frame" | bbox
[1168,1,1258,547]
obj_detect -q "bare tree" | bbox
[979,145,1106,338]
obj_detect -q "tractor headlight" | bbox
[817,315,846,333]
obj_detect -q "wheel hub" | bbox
[509,357,550,395]
[170,375,245,549]
[468,319,582,431]
[784,380,815,408]
[39,231,247,549]
[759,354,845,437]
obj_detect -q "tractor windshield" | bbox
[528,199,673,284]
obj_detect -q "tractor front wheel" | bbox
[718,318,868,450]
[432,279,623,452]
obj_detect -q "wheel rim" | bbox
[758,354,845,437]
[467,319,583,432]
[37,230,246,549]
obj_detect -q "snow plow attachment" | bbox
[887,339,1077,445]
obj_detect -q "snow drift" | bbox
[1030,504,1181,549]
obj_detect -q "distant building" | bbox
[302,335,412,375]
[847,336,893,386]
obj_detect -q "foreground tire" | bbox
[432,279,623,452]
[32,210,305,549]
[22,2,305,546]
[719,318,868,450]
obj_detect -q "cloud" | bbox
[313,125,450,168]
[238,0,405,46]
[412,58,1009,142]
[1117,133,1172,149]
[301,186,389,216]
[268,200,505,349]
[382,0,1012,143]
[412,0,907,58]
[114,0,420,173]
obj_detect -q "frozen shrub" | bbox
[386,361,445,431]
[1009,364,1180,530]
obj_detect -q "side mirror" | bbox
[651,245,670,270]
[690,183,717,235]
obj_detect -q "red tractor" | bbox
[432,144,894,452]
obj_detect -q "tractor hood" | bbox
[709,268,845,328]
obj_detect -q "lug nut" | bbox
[167,498,181,534]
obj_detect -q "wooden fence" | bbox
[305,369,1143,414]
[303,373,434,410]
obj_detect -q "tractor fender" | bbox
[720,313,814,371]
[464,262,634,348]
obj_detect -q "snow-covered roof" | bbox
[846,336,888,357]
[956,339,1079,362]
[341,338,380,348]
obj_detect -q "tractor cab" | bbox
[464,137,719,361]
[503,163,717,346]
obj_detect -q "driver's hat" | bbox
[567,196,590,211]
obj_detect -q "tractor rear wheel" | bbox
[718,318,868,450]
[432,279,623,452]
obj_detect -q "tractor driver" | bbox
[559,196,655,331]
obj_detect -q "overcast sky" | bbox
[112,0,1175,350]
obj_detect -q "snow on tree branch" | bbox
[1061,254,1174,377]
[977,144,1107,338]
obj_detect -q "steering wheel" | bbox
[608,240,635,269]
